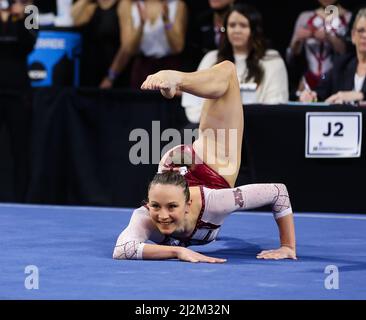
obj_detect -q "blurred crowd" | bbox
[1,1,366,108]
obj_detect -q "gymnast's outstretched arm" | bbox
[113,206,226,263]
[202,183,297,260]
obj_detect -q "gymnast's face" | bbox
[148,184,190,235]
[227,11,251,52]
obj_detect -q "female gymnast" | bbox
[113,61,296,263]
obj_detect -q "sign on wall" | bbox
[28,31,81,87]
[305,112,362,158]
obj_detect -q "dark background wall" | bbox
[1,89,365,213]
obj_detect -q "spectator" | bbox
[0,0,37,201]
[0,0,36,89]
[185,0,234,71]
[71,0,132,88]
[33,0,73,27]
[344,1,366,53]
[287,0,351,94]
[126,0,188,89]
[300,8,366,104]
[182,3,289,123]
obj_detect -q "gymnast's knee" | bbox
[215,60,237,83]
[223,60,237,80]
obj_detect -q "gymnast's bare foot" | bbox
[141,70,182,99]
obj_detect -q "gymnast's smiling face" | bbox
[148,184,191,235]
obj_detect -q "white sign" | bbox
[305,112,362,158]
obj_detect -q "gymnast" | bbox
[113,61,297,263]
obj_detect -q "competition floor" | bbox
[0,204,365,300]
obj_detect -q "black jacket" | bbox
[0,16,37,90]
[316,54,366,101]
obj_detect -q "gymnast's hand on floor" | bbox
[140,70,182,99]
[256,246,297,260]
[177,247,227,263]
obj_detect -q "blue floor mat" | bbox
[0,204,365,300]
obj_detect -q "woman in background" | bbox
[287,0,351,92]
[182,3,289,124]
[300,8,366,104]
[72,0,132,88]
[125,0,188,89]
